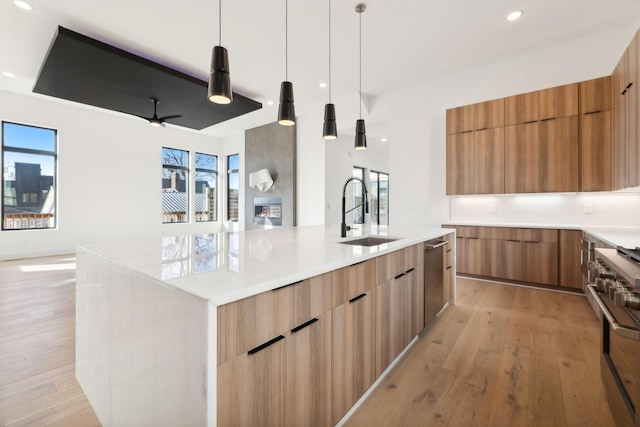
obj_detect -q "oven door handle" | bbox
[588,285,640,340]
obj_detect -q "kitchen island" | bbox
[75,225,454,427]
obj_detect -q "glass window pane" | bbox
[3,122,56,152]
[162,147,189,223]
[227,154,239,221]
[2,122,56,230]
[195,153,217,222]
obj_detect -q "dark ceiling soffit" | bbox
[33,26,262,130]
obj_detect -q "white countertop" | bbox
[442,221,640,249]
[77,225,452,305]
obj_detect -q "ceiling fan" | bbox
[136,98,181,127]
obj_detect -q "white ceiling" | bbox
[1,0,640,138]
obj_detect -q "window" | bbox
[370,170,389,226]
[352,166,365,224]
[2,122,57,230]
[162,147,189,223]
[195,153,218,222]
[227,154,239,221]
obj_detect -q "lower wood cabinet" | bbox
[559,229,582,290]
[218,312,332,427]
[332,289,376,424]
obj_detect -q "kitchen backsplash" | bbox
[449,191,640,227]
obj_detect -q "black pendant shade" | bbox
[208,46,232,104]
[323,103,337,140]
[278,81,296,126]
[354,118,367,150]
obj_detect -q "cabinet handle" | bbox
[350,260,366,267]
[406,268,415,274]
[524,240,539,243]
[273,280,303,291]
[394,272,406,280]
[461,130,473,134]
[523,120,538,124]
[349,293,367,303]
[447,266,453,270]
[540,117,556,121]
[447,249,452,253]
[627,82,634,89]
[584,110,601,115]
[475,127,488,131]
[467,237,479,240]
[291,318,319,333]
[506,239,520,242]
[248,335,285,355]
[622,89,628,95]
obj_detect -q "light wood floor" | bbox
[346,277,616,427]
[1,257,616,427]
[0,255,100,427]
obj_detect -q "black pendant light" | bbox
[208,0,233,104]
[322,0,337,140]
[278,0,296,126]
[354,3,367,150]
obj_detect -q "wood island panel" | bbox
[291,272,333,326]
[332,259,377,306]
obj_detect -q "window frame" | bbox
[162,147,190,224]
[370,170,390,226]
[226,154,240,222]
[195,152,218,222]
[2,121,58,231]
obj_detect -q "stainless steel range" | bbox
[588,247,640,427]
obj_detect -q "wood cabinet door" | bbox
[626,33,640,187]
[446,105,474,134]
[217,336,286,427]
[332,290,376,424]
[456,237,467,273]
[332,259,377,306]
[581,111,611,191]
[505,122,540,193]
[465,238,492,277]
[285,312,332,427]
[408,264,425,338]
[612,54,629,190]
[446,132,474,195]
[490,240,524,282]
[473,98,504,130]
[375,278,407,377]
[474,127,505,194]
[580,76,611,114]
[539,116,579,193]
[559,230,582,290]
[505,92,538,125]
[523,242,558,286]
[538,83,579,120]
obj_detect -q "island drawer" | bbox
[332,258,377,307]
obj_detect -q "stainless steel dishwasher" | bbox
[424,239,447,326]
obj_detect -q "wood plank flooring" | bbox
[1,257,616,426]
[345,277,616,427]
[0,255,100,427]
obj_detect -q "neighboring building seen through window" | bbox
[370,170,389,226]
[162,147,189,223]
[227,154,239,221]
[195,153,218,222]
[2,122,57,230]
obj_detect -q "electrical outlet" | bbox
[583,202,593,214]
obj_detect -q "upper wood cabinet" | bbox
[538,83,579,120]
[446,132,474,195]
[505,91,538,125]
[581,110,611,191]
[505,122,540,193]
[473,98,504,130]
[580,76,611,113]
[539,116,579,193]
[474,127,505,194]
[446,104,474,134]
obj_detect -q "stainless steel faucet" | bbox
[341,177,369,238]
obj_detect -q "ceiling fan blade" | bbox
[134,114,153,121]
[158,115,182,121]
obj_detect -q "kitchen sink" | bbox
[339,236,400,247]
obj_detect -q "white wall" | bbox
[0,91,223,260]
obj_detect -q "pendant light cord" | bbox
[218,0,222,45]
[328,0,332,102]
[285,0,288,81]
[359,8,362,119]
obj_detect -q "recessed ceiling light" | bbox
[2,71,16,78]
[381,138,387,142]
[319,82,327,88]
[267,100,275,106]
[507,10,523,21]
[14,0,33,11]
